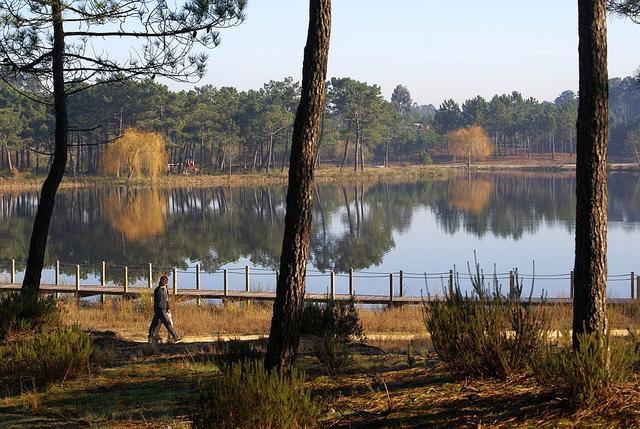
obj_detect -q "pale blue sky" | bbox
[174,0,640,106]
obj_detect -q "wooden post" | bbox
[196,264,201,290]
[10,259,15,283]
[637,275,640,302]
[399,270,404,297]
[389,273,394,307]
[223,269,228,297]
[148,263,153,289]
[123,266,128,294]
[55,260,60,300]
[100,261,106,305]
[448,270,454,293]
[173,268,178,295]
[570,270,574,300]
[330,271,335,299]
[196,264,201,306]
[75,264,80,301]
[632,272,636,300]
[245,266,250,292]
[349,268,354,296]
[509,271,515,295]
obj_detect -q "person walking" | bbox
[148,275,181,343]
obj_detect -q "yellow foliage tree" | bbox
[101,128,168,179]
[104,189,166,241]
[447,125,493,167]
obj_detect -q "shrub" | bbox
[531,332,636,407]
[212,339,265,365]
[0,325,94,391]
[423,258,548,379]
[192,360,319,429]
[300,297,364,374]
[0,292,60,339]
[420,151,433,165]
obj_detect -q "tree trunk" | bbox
[265,0,331,374]
[252,141,260,172]
[385,140,389,167]
[353,116,360,172]
[339,120,351,170]
[76,134,81,175]
[359,136,364,171]
[281,137,289,173]
[4,143,12,172]
[316,110,325,167]
[573,0,608,349]
[266,133,274,174]
[22,0,68,298]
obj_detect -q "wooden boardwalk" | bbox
[0,283,638,305]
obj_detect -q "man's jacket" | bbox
[153,285,170,313]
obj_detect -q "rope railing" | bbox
[1,257,639,302]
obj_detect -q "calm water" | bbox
[1,172,639,298]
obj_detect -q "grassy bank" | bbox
[3,157,638,191]
[1,331,638,428]
[0,165,455,190]
[1,297,639,428]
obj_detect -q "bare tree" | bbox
[265,0,331,374]
[573,0,609,348]
[0,0,245,297]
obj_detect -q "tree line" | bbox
[1,73,639,175]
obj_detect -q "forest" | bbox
[1,73,639,175]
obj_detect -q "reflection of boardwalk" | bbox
[0,283,637,306]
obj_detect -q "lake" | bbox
[1,171,639,298]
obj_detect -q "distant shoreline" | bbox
[0,160,637,190]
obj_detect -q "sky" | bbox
[170,0,640,107]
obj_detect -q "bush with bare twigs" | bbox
[423,257,548,379]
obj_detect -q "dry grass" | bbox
[1,165,455,191]
[62,299,429,340]
[315,355,640,428]
[0,327,638,428]
[359,305,425,333]
[545,302,640,331]
[62,297,273,338]
[61,299,640,343]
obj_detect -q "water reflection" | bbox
[0,172,639,282]
[103,189,166,241]
[448,178,492,214]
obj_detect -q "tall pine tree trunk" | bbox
[339,120,351,169]
[572,0,608,348]
[22,0,68,298]
[265,0,331,374]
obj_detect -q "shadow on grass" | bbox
[0,368,196,428]
[354,390,566,428]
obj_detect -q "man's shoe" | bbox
[172,335,183,343]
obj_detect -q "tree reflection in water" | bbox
[1,172,639,282]
[448,177,493,214]
[103,188,167,241]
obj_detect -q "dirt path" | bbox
[114,329,633,344]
